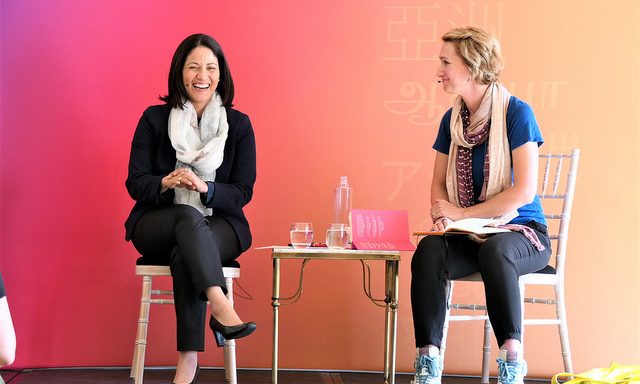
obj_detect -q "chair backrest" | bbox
[537,149,580,275]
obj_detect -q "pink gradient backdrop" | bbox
[1,0,638,378]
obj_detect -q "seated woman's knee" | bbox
[478,238,517,267]
[174,204,208,230]
[411,236,446,272]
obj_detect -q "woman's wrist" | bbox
[160,176,170,193]
[197,180,209,194]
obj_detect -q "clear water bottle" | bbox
[333,176,352,239]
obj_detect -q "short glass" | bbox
[325,223,349,249]
[290,222,314,249]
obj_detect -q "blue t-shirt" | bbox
[433,96,546,226]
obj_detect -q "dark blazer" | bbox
[125,104,256,252]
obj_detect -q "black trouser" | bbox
[131,204,241,351]
[410,221,551,348]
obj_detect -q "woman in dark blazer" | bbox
[125,34,256,384]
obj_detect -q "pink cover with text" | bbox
[351,209,416,251]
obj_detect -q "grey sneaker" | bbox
[496,350,527,384]
[411,351,442,384]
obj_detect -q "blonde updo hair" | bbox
[442,27,503,84]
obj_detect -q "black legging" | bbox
[410,221,551,348]
[131,204,241,351]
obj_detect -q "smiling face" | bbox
[182,45,220,115]
[436,42,472,95]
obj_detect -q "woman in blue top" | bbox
[410,27,551,384]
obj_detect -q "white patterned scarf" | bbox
[445,83,545,250]
[446,82,516,224]
[168,93,229,216]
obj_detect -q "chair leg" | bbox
[224,338,237,384]
[555,283,573,373]
[439,281,453,365]
[131,275,153,384]
[519,280,526,356]
[224,276,237,384]
[480,319,492,384]
[131,333,138,379]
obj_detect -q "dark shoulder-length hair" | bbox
[160,33,235,108]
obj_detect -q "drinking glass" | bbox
[290,222,313,249]
[326,223,349,249]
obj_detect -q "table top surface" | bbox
[261,246,401,260]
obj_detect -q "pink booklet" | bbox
[351,209,416,251]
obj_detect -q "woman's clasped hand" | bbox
[161,167,208,194]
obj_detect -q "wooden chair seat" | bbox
[130,260,241,384]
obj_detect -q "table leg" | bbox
[384,299,390,382]
[384,260,399,384]
[272,258,281,384]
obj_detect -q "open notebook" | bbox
[351,209,416,251]
[413,217,510,236]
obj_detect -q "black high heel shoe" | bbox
[209,315,256,345]
[173,363,199,384]
[213,330,226,348]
